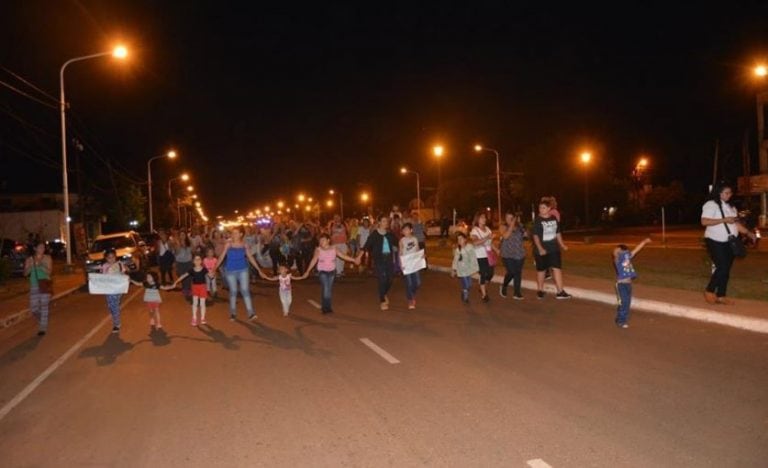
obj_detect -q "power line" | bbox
[0,66,59,104]
[0,79,58,109]
[0,140,61,170]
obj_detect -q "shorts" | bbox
[146,302,160,310]
[191,283,208,298]
[534,250,562,271]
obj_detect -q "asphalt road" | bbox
[0,270,766,467]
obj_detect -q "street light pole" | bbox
[580,151,592,227]
[400,168,421,218]
[474,145,502,226]
[147,150,176,233]
[59,48,126,268]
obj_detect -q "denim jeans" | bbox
[705,238,734,297]
[502,257,524,296]
[106,294,122,327]
[615,282,632,325]
[374,260,394,302]
[404,271,421,300]
[225,269,254,317]
[318,271,335,311]
[458,276,472,301]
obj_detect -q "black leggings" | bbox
[477,257,494,285]
[705,238,734,297]
[502,257,524,296]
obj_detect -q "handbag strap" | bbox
[716,202,733,236]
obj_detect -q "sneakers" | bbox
[704,291,717,304]
[380,302,389,311]
[481,295,490,303]
[499,287,507,298]
[555,290,572,300]
[321,308,334,314]
[248,313,258,322]
[191,319,198,326]
[408,300,416,310]
[512,294,524,300]
[461,291,470,304]
[617,323,629,329]
[229,314,236,322]
[111,326,120,334]
[537,291,545,300]
[37,330,46,337]
[716,297,735,305]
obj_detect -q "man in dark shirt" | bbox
[532,199,572,300]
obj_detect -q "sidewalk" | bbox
[428,258,768,335]
[0,269,85,329]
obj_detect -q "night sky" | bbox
[2,1,768,218]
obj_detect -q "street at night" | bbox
[1,270,767,467]
[3,2,768,467]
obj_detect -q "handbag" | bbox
[486,246,498,267]
[33,258,53,295]
[717,203,747,258]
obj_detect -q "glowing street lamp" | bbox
[277,201,284,209]
[326,200,334,208]
[59,44,128,267]
[755,64,767,77]
[474,144,502,225]
[147,149,177,232]
[580,151,592,226]
[400,167,421,217]
[298,193,306,202]
[187,185,194,192]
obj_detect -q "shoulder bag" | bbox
[717,203,747,258]
[33,258,53,295]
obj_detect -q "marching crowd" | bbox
[23,182,757,337]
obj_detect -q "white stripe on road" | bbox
[307,299,321,309]
[360,338,400,364]
[0,288,142,422]
[527,459,553,468]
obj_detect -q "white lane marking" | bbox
[359,338,400,364]
[307,299,321,309]
[527,459,553,468]
[0,288,142,422]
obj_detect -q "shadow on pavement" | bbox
[236,320,332,357]
[0,335,42,364]
[149,327,171,347]
[79,333,135,366]
[198,325,240,350]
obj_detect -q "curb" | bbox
[428,265,768,335]
[0,283,84,330]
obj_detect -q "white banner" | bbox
[400,250,426,276]
[88,273,130,295]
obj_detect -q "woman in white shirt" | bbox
[470,212,495,303]
[700,184,756,305]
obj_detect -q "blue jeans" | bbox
[374,260,394,302]
[404,271,421,300]
[459,276,472,301]
[318,271,335,311]
[225,269,254,317]
[615,282,632,325]
[106,294,122,327]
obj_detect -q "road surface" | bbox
[0,271,766,467]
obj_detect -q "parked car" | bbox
[46,239,67,259]
[139,232,159,267]
[0,238,26,277]
[85,231,147,277]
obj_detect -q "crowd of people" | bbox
[23,182,758,337]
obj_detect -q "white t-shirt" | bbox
[470,226,492,259]
[701,200,738,242]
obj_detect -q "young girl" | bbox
[130,271,172,329]
[470,212,496,302]
[203,247,219,300]
[101,249,127,333]
[451,232,478,304]
[301,233,360,314]
[264,263,304,316]
[172,254,210,326]
[399,222,424,309]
